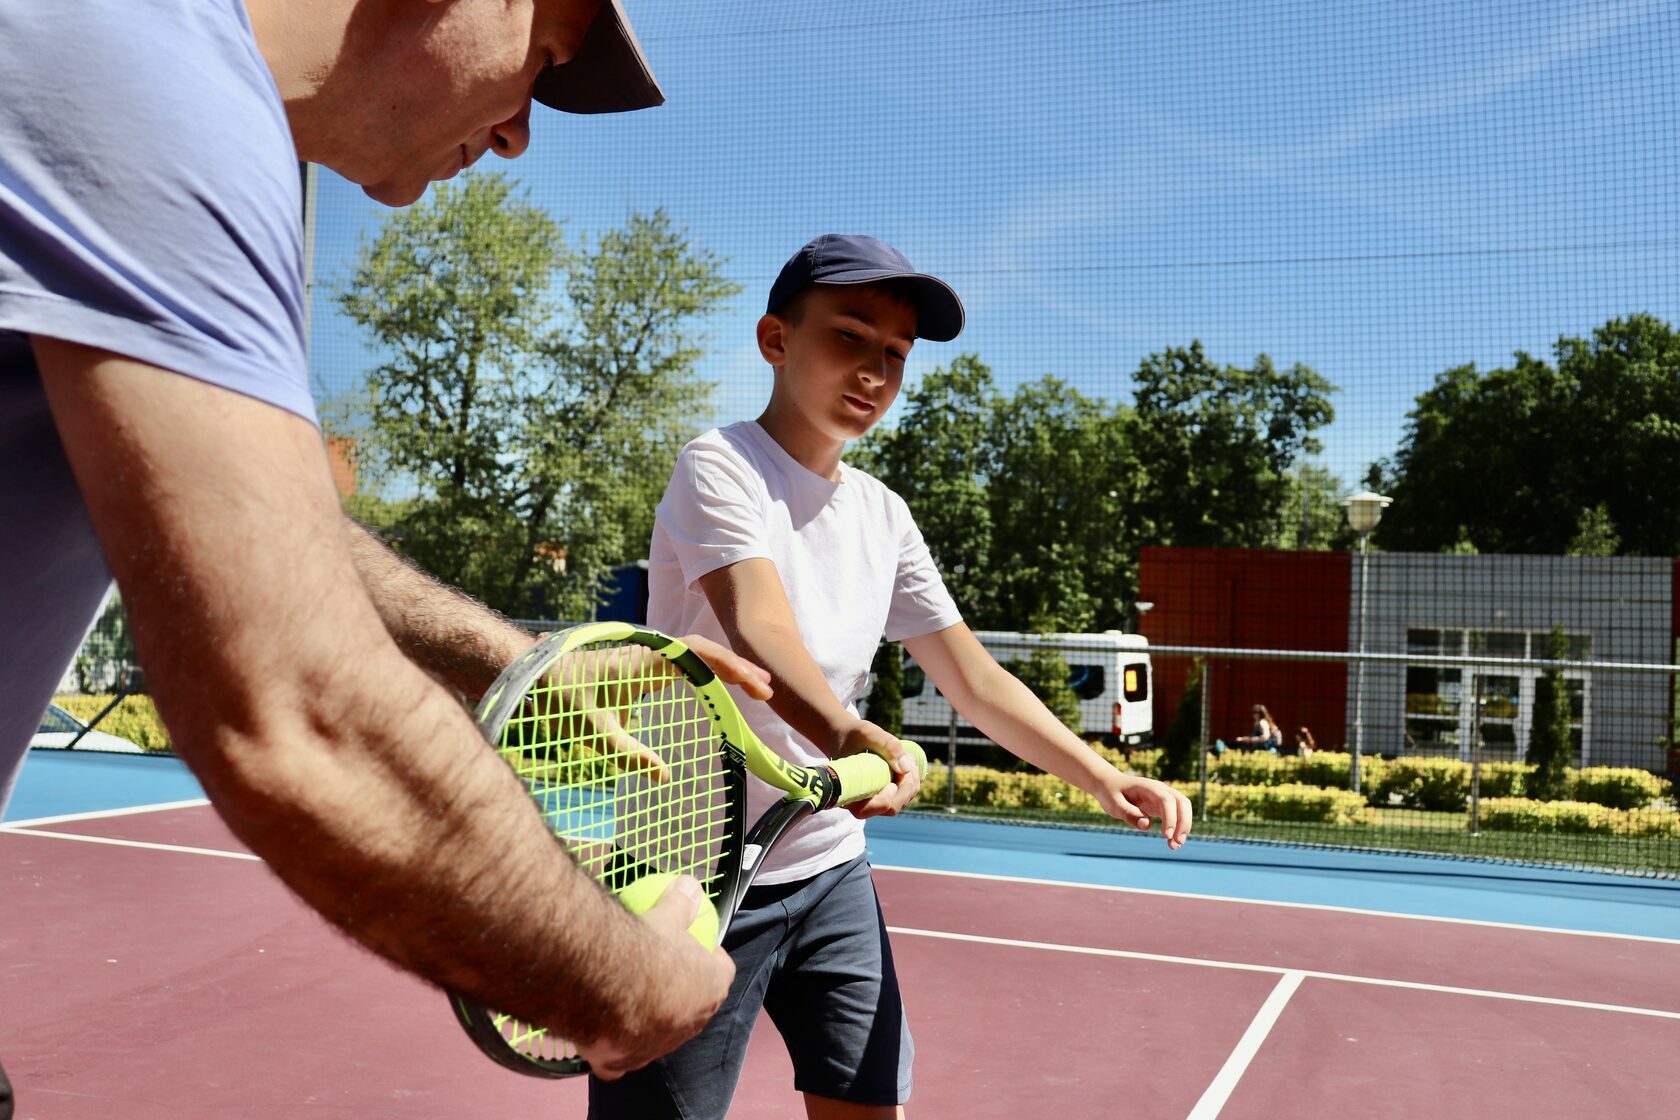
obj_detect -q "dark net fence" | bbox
[47,2,1680,874]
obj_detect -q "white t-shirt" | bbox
[647,421,962,884]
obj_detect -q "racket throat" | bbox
[714,798,815,928]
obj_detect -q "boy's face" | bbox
[310,1,602,207]
[759,285,918,443]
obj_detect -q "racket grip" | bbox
[827,740,930,806]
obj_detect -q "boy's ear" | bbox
[756,314,788,367]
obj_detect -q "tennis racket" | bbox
[449,620,926,1078]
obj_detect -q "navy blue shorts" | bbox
[588,855,912,1119]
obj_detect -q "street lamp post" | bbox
[1342,490,1392,794]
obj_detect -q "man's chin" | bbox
[360,176,430,208]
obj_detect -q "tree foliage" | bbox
[1526,626,1575,800]
[854,345,1335,632]
[1375,314,1680,555]
[1159,659,1205,781]
[865,641,904,738]
[336,176,738,616]
[1131,342,1336,550]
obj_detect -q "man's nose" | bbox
[490,102,533,161]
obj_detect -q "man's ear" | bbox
[756,314,787,367]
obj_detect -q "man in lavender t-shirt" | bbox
[0,2,755,1111]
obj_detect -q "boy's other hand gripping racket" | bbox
[449,621,926,1078]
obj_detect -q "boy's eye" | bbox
[837,329,862,343]
[887,349,907,364]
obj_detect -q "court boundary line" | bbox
[0,798,211,830]
[0,826,258,862]
[872,863,1680,946]
[886,925,1680,1021]
[1186,970,1303,1120]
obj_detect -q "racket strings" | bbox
[488,638,731,1065]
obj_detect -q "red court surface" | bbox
[3,804,1678,1119]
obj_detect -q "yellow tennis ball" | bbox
[618,872,721,949]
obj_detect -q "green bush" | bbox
[52,694,171,752]
[1368,757,1469,811]
[1173,781,1373,826]
[1477,798,1680,839]
[1477,761,1529,799]
[1568,767,1667,811]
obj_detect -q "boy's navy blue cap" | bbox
[766,235,965,341]
[534,0,664,114]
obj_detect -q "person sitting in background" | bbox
[1289,726,1316,758]
[1233,704,1283,752]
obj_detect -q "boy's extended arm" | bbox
[903,623,1191,848]
[697,557,919,816]
[32,339,740,1077]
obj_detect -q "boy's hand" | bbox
[1098,774,1193,850]
[827,718,922,818]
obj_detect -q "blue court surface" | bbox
[8,748,1679,942]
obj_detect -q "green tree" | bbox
[1159,660,1205,781]
[337,177,737,616]
[1266,464,1354,550]
[1009,647,1082,736]
[1566,503,1621,557]
[1131,342,1335,549]
[1526,626,1575,800]
[850,355,1001,621]
[984,378,1136,631]
[864,641,904,738]
[1377,315,1680,556]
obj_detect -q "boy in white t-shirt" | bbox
[591,234,1193,1120]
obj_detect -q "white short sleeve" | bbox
[884,494,963,642]
[656,444,774,589]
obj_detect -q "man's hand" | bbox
[574,875,736,1079]
[1098,774,1194,850]
[826,717,922,819]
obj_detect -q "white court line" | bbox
[0,827,257,862]
[1186,971,1303,1120]
[0,798,210,830]
[872,862,1680,947]
[886,925,1680,1021]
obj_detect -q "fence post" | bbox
[945,705,958,814]
[1469,677,1485,835]
[1197,661,1211,820]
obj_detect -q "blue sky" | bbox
[307,0,1680,492]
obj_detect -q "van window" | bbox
[1122,663,1149,702]
[1067,665,1106,701]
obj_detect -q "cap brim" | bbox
[533,0,665,114]
[818,270,966,342]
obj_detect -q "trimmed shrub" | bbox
[1567,767,1667,811]
[52,694,171,752]
[1368,758,1469,811]
[1477,798,1680,839]
[1173,781,1373,826]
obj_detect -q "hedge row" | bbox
[52,695,171,752]
[1111,747,1666,811]
[1477,798,1680,839]
[919,765,1372,825]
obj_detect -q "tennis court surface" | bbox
[4,750,1678,1118]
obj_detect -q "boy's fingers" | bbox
[1157,794,1178,843]
[1113,794,1150,830]
[681,633,773,699]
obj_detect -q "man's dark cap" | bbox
[765,234,965,342]
[533,0,665,114]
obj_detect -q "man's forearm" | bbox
[344,518,532,699]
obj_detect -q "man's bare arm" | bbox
[33,338,732,1069]
[342,519,530,700]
